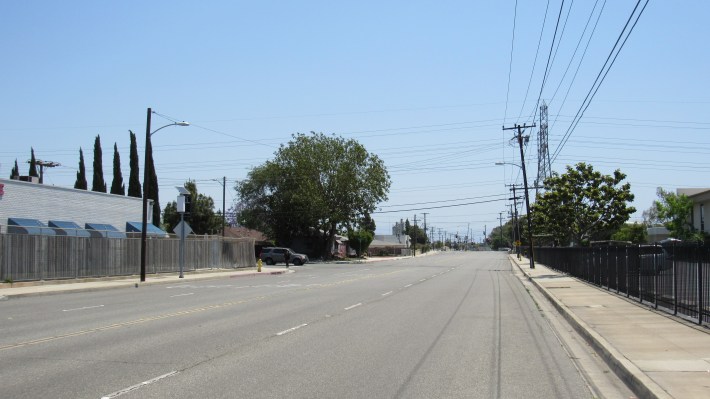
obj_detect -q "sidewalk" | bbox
[510,255,710,399]
[0,267,292,299]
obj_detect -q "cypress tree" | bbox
[110,143,125,195]
[10,159,19,179]
[146,136,161,226]
[92,135,107,192]
[127,130,142,198]
[28,148,39,178]
[74,148,88,190]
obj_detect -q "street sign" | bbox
[174,220,193,239]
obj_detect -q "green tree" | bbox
[110,143,125,195]
[10,159,19,179]
[348,230,374,257]
[406,224,427,245]
[237,132,390,258]
[92,135,107,192]
[489,220,515,250]
[74,148,88,190]
[652,187,701,241]
[532,163,635,246]
[611,222,648,244]
[359,213,376,234]
[28,148,38,178]
[163,181,222,235]
[145,136,161,226]
[127,130,142,198]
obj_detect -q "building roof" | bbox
[224,226,269,242]
[677,188,710,198]
[370,234,410,248]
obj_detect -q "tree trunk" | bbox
[324,222,337,260]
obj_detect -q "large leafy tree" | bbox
[532,163,635,246]
[92,135,107,192]
[652,187,700,241]
[74,148,88,190]
[237,132,390,257]
[110,143,125,195]
[163,180,222,235]
[127,130,142,198]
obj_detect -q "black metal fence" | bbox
[535,243,710,325]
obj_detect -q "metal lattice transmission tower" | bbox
[536,100,551,195]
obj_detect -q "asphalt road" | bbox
[1,252,599,398]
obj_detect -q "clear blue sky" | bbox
[2,1,708,240]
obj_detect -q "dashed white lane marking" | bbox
[276,323,308,336]
[344,303,362,311]
[419,279,427,282]
[170,293,194,298]
[62,305,104,312]
[382,291,393,296]
[101,370,179,398]
[404,284,413,288]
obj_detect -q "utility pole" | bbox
[422,212,428,244]
[498,212,504,245]
[212,177,227,237]
[27,159,61,184]
[507,183,523,258]
[503,123,536,268]
[222,176,226,236]
[507,205,515,244]
[413,214,418,257]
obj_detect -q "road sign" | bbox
[174,220,193,239]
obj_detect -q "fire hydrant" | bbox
[257,258,262,272]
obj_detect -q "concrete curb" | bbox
[0,269,294,299]
[510,256,672,399]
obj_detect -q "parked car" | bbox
[259,247,309,266]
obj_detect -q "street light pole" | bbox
[140,108,152,282]
[140,107,189,282]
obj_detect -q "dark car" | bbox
[259,247,309,266]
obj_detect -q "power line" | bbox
[372,197,508,214]
[549,0,607,132]
[516,0,551,123]
[504,0,518,125]
[551,0,650,163]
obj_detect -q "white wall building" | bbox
[678,188,710,234]
[0,178,147,234]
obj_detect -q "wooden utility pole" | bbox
[503,123,536,269]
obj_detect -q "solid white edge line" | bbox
[382,291,393,296]
[62,305,104,312]
[344,303,362,310]
[169,293,194,298]
[101,371,179,398]
[276,323,308,336]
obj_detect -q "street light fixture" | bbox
[140,107,189,282]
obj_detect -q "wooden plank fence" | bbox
[0,233,255,282]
